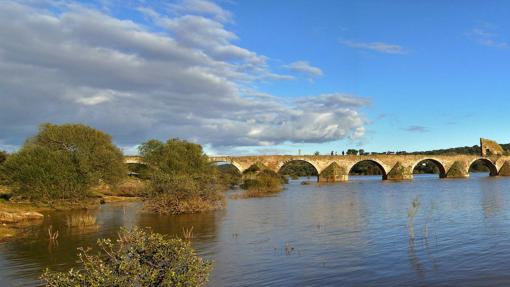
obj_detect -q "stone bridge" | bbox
[124,139,510,182]
[208,154,510,182]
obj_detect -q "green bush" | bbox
[217,164,242,187]
[0,150,7,164]
[41,227,212,287]
[0,123,127,201]
[140,139,225,214]
[240,169,284,196]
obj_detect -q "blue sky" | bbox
[227,0,510,153]
[0,0,509,155]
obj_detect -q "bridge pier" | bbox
[318,163,348,182]
[386,162,413,181]
[318,174,348,182]
[498,161,510,176]
[445,161,470,178]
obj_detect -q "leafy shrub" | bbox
[41,227,212,287]
[0,123,126,201]
[240,169,284,197]
[217,164,242,187]
[140,139,225,214]
[0,150,7,164]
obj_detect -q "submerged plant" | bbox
[407,197,421,241]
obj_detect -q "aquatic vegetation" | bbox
[239,169,284,198]
[407,197,421,241]
[140,139,226,214]
[41,227,212,287]
[182,226,194,241]
[47,225,59,242]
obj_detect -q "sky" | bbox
[0,0,509,155]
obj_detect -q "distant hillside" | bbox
[409,144,510,156]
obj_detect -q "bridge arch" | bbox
[411,158,447,178]
[210,160,244,174]
[277,159,319,181]
[468,158,498,176]
[348,159,388,180]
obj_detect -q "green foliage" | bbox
[279,161,318,178]
[413,160,441,174]
[242,162,265,175]
[127,163,151,179]
[217,164,242,187]
[241,169,283,196]
[346,149,359,155]
[41,227,212,287]
[469,160,490,172]
[0,151,9,185]
[140,139,225,214]
[410,145,482,155]
[0,150,7,164]
[0,124,126,201]
[349,161,383,175]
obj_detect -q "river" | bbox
[2,173,510,286]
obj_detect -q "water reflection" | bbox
[2,175,510,286]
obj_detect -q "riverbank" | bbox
[0,179,145,242]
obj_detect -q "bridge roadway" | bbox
[126,154,510,182]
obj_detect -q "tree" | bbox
[0,123,126,201]
[346,149,359,155]
[140,138,225,214]
[0,150,7,164]
[42,227,212,287]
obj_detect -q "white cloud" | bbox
[285,61,323,78]
[170,0,233,23]
[340,39,406,54]
[0,1,370,153]
[467,24,508,48]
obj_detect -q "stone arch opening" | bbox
[213,161,242,187]
[278,160,319,181]
[412,159,447,178]
[469,159,498,176]
[349,160,387,180]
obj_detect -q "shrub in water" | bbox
[140,139,225,214]
[41,227,212,287]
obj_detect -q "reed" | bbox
[182,226,194,241]
[407,197,421,241]
[48,225,59,241]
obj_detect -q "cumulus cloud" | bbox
[340,39,406,54]
[0,1,369,153]
[285,61,323,78]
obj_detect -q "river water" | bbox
[2,173,510,286]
